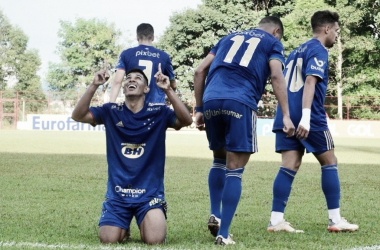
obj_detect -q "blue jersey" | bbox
[116,45,175,104]
[273,39,329,131]
[203,29,285,111]
[89,102,177,203]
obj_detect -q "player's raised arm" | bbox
[72,68,109,123]
[154,63,192,129]
[109,69,125,103]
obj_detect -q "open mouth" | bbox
[128,84,137,90]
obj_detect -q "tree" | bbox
[0,10,41,92]
[0,9,45,119]
[157,0,295,103]
[46,18,123,92]
[325,0,380,119]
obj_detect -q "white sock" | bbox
[270,211,284,226]
[328,208,341,223]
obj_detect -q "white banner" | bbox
[16,115,380,138]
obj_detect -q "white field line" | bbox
[1,241,379,250]
[345,246,380,250]
[0,241,190,250]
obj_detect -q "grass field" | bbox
[0,130,379,250]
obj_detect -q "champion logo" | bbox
[116,121,124,127]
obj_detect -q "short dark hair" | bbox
[126,68,148,85]
[311,10,340,32]
[259,16,284,37]
[136,23,154,40]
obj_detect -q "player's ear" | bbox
[272,27,282,40]
[144,86,150,94]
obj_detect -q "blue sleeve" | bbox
[163,106,177,128]
[209,39,221,55]
[89,104,108,125]
[269,40,286,68]
[305,47,328,80]
[163,55,176,80]
[115,50,126,70]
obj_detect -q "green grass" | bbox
[0,130,379,249]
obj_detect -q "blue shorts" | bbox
[275,130,334,155]
[98,198,167,230]
[203,99,257,153]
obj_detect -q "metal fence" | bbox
[1,90,379,129]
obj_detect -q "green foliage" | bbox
[46,18,123,91]
[0,10,45,117]
[157,0,295,103]
[0,10,42,92]
[157,0,380,119]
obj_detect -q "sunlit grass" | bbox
[0,130,379,249]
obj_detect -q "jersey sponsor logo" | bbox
[149,197,163,206]
[310,65,325,73]
[121,143,146,159]
[234,30,265,38]
[314,57,325,67]
[135,50,160,58]
[295,45,308,54]
[148,102,166,106]
[204,109,243,120]
[311,58,325,73]
[147,107,161,111]
[115,185,146,197]
[111,104,123,111]
[116,121,124,127]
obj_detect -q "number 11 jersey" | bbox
[203,29,285,111]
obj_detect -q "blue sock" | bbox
[321,164,340,209]
[272,167,297,212]
[219,167,245,238]
[208,158,226,218]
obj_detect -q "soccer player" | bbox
[268,10,359,233]
[194,16,295,245]
[109,23,176,104]
[71,64,192,244]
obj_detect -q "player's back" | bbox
[273,39,329,131]
[203,29,285,111]
[117,45,175,104]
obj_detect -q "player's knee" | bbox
[99,234,123,244]
[98,226,126,244]
[141,233,166,245]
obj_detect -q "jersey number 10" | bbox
[284,58,304,92]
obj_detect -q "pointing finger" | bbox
[158,63,162,73]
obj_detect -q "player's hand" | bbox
[154,63,170,90]
[93,61,110,86]
[195,112,205,131]
[282,116,295,137]
[295,125,309,140]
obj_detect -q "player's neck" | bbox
[138,40,153,46]
[125,97,145,114]
[312,35,327,47]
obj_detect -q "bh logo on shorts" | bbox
[121,143,146,159]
